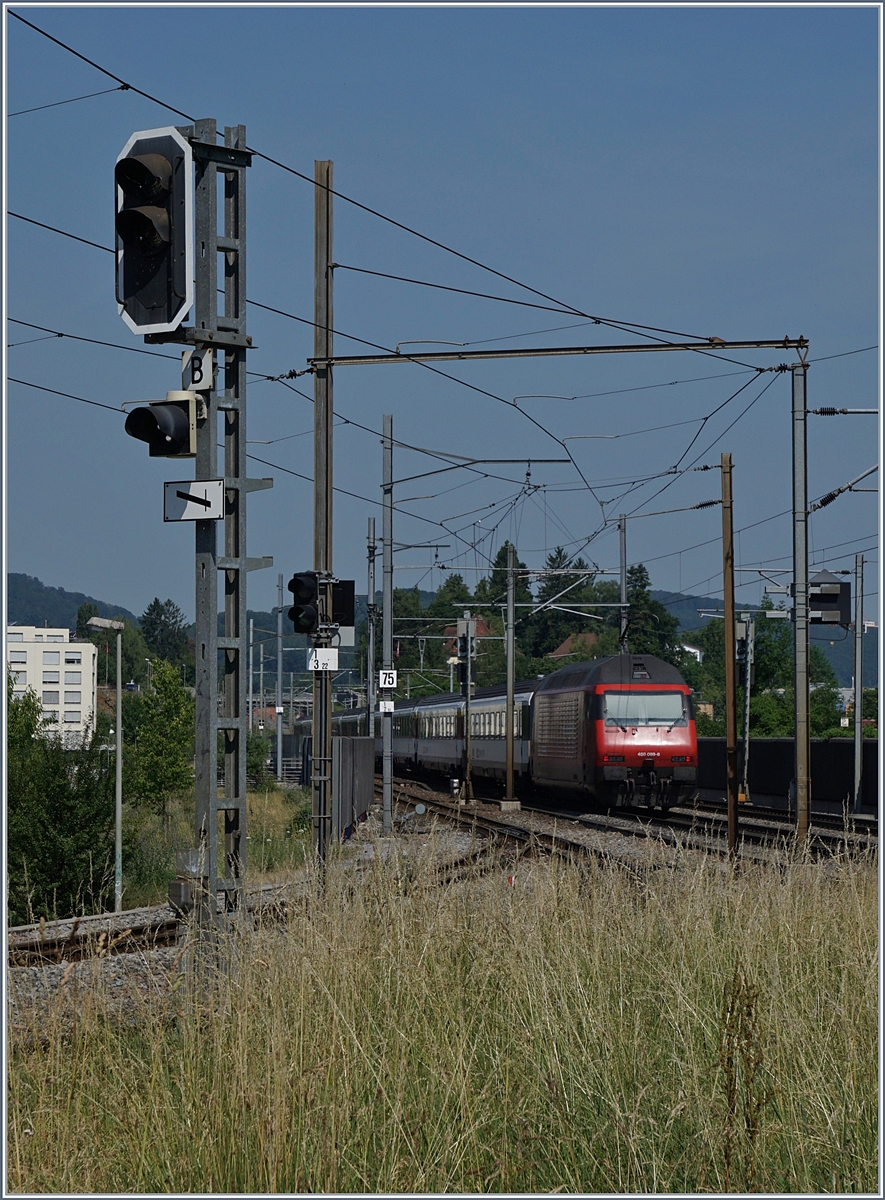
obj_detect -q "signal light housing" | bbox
[288,572,319,634]
[124,391,200,457]
[115,127,193,335]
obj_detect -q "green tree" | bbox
[140,597,188,664]
[7,672,113,924]
[80,613,152,688]
[523,547,600,659]
[472,542,532,613]
[424,573,473,620]
[622,563,684,663]
[125,659,194,828]
[75,601,99,638]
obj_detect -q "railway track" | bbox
[690,794,877,837]
[6,879,295,968]
[384,775,877,862]
[12,781,875,969]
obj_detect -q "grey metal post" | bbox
[382,414,393,835]
[367,517,377,738]
[853,553,864,812]
[248,617,254,733]
[312,159,334,862]
[189,117,221,929]
[505,543,515,801]
[739,615,755,804]
[259,643,264,729]
[792,364,810,844]
[619,514,628,653]
[115,630,122,912]
[276,573,283,782]
[721,453,738,855]
[462,610,475,802]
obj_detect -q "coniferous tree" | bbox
[140,597,188,665]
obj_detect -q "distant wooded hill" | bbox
[7,573,140,630]
[7,574,875,688]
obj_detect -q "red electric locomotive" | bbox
[531,654,697,808]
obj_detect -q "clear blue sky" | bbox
[4,5,880,625]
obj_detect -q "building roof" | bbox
[549,631,598,659]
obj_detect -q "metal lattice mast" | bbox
[312,160,334,862]
[171,120,271,927]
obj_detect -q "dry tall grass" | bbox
[8,842,878,1193]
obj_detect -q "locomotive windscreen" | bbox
[602,691,687,727]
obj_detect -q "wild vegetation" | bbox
[8,846,877,1193]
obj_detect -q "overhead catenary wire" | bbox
[9,83,129,117]
[10,15,876,602]
[6,207,805,530]
[10,7,779,367]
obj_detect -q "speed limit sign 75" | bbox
[378,669,397,689]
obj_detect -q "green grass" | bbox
[8,844,877,1193]
[120,785,312,909]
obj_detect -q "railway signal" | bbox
[288,571,319,633]
[332,579,355,627]
[809,570,851,627]
[124,390,200,457]
[115,127,194,335]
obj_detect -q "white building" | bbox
[6,626,98,740]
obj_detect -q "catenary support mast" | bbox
[721,454,738,855]
[312,160,334,863]
[382,415,393,835]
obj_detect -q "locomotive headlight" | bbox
[671,755,694,763]
[603,755,625,763]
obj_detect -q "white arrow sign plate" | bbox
[164,480,224,521]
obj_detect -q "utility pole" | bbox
[259,643,264,729]
[738,613,755,805]
[382,414,394,835]
[792,364,810,846]
[248,617,254,734]
[853,553,864,813]
[367,517,377,738]
[619,514,628,653]
[460,611,475,802]
[503,543,519,808]
[276,573,283,783]
[312,159,334,863]
[721,453,738,855]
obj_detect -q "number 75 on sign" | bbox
[378,669,397,689]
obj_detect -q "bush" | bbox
[7,677,113,924]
